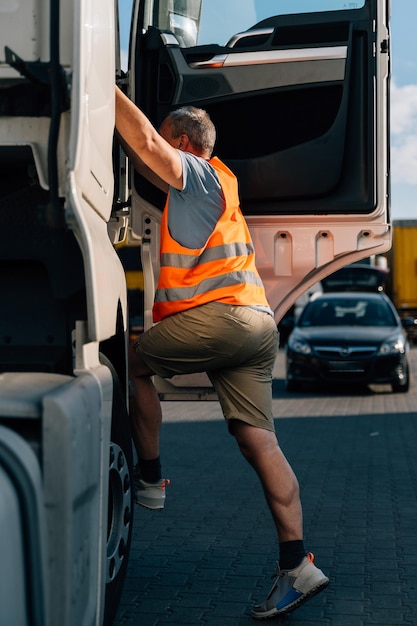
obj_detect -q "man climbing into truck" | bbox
[114,85,329,618]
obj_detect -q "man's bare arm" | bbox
[116,130,169,192]
[115,86,183,190]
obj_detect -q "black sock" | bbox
[279,540,307,570]
[138,457,162,483]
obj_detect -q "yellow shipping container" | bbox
[392,220,417,314]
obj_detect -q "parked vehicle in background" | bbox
[286,292,410,393]
[385,220,417,344]
[279,261,389,345]
[320,262,389,293]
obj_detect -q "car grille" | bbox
[315,345,377,377]
[315,346,377,358]
[326,361,366,373]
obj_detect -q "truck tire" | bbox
[100,354,134,625]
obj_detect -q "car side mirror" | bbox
[401,317,417,329]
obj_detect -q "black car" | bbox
[286,292,410,393]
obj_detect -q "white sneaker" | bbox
[133,466,170,510]
[252,552,329,619]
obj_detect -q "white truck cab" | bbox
[0,0,390,623]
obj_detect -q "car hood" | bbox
[292,325,401,346]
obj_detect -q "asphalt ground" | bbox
[115,348,417,626]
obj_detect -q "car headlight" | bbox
[379,334,406,355]
[288,337,312,355]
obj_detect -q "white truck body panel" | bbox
[0,0,127,342]
[0,1,133,624]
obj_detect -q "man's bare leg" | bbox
[229,420,303,541]
[235,420,330,619]
[128,342,162,462]
[128,343,171,509]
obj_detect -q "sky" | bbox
[119,0,417,221]
[389,1,417,220]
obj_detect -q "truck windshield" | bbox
[146,0,366,47]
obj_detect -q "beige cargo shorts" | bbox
[133,302,279,432]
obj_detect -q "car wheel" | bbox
[392,364,410,394]
[100,355,134,626]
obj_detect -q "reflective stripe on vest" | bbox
[153,156,269,322]
[155,269,264,303]
[160,242,255,269]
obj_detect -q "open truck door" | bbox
[121,0,390,397]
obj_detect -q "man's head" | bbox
[159,106,216,159]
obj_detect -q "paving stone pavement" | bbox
[115,348,417,626]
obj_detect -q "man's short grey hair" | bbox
[168,106,216,157]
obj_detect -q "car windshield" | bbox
[299,298,397,328]
[145,0,366,47]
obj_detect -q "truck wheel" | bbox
[100,355,134,626]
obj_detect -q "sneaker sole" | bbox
[252,578,329,620]
[135,498,165,510]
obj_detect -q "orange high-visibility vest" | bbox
[152,156,270,322]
